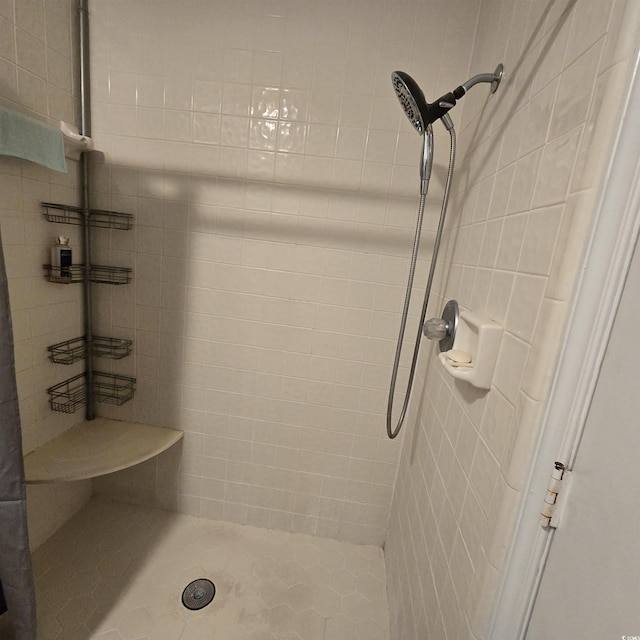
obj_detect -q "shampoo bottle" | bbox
[51,236,72,281]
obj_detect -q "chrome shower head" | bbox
[392,71,429,134]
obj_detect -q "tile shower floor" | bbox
[30,499,390,640]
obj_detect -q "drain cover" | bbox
[182,578,216,610]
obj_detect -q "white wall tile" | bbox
[505,273,546,343]
[0,15,16,63]
[495,213,527,271]
[508,148,542,214]
[564,0,613,66]
[493,332,529,405]
[550,43,602,140]
[532,126,581,208]
[16,28,46,78]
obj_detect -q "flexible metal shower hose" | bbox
[386,125,457,439]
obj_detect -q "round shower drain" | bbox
[182,578,216,610]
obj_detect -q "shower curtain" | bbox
[0,231,36,640]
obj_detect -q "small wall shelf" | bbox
[44,264,132,285]
[43,264,84,283]
[94,372,136,406]
[92,336,133,359]
[47,372,136,413]
[42,202,133,230]
[48,336,86,365]
[48,336,133,365]
[47,373,86,413]
[89,264,132,285]
[23,418,183,483]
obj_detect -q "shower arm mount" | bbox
[455,63,504,98]
[424,64,504,127]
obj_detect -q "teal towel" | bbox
[0,105,67,173]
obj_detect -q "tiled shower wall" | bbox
[3,0,636,637]
[384,0,640,638]
[0,0,91,550]
[88,0,481,545]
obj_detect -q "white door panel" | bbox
[527,240,640,638]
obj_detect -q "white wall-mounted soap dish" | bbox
[425,300,502,390]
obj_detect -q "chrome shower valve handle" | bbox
[423,317,449,341]
[424,299,459,353]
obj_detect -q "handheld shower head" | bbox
[391,71,436,195]
[392,70,460,133]
[391,71,429,134]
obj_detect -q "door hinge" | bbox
[540,461,572,529]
